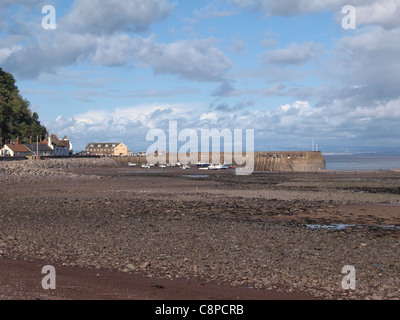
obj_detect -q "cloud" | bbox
[229,0,347,16]
[62,0,175,34]
[0,0,231,83]
[212,82,239,97]
[47,102,206,150]
[210,99,255,112]
[48,95,400,153]
[194,1,236,19]
[230,0,400,29]
[315,26,400,109]
[338,0,400,29]
[3,28,232,82]
[136,37,233,82]
[262,41,323,66]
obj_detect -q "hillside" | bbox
[0,68,47,144]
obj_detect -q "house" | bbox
[44,134,73,156]
[0,144,31,157]
[25,144,54,156]
[85,142,128,156]
[136,151,147,157]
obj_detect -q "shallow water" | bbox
[306,223,400,231]
[183,175,210,178]
[325,155,400,171]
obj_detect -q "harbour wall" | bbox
[116,151,327,172]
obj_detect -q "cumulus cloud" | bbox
[47,95,400,153]
[47,102,206,150]
[62,0,175,34]
[3,29,231,82]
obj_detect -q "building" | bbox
[25,144,54,156]
[43,134,73,156]
[0,144,31,157]
[136,151,147,157]
[85,143,128,156]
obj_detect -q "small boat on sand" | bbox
[208,164,229,170]
[197,162,211,168]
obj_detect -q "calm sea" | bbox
[324,155,400,171]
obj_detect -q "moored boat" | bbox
[197,162,211,168]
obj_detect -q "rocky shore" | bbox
[0,159,399,300]
[0,157,118,177]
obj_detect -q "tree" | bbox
[0,68,47,145]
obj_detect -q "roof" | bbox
[50,136,66,147]
[5,144,30,153]
[25,144,53,152]
[59,140,70,148]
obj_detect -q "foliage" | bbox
[0,68,47,144]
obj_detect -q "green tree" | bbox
[0,68,47,145]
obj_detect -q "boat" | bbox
[208,164,222,170]
[196,162,211,168]
[208,164,229,170]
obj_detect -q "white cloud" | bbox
[63,0,175,34]
[200,112,218,121]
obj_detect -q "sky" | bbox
[1,0,400,154]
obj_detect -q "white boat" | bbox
[197,162,211,168]
[208,164,229,170]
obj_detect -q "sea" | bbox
[324,155,400,171]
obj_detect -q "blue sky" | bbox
[1,0,400,154]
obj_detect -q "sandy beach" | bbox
[0,158,399,300]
